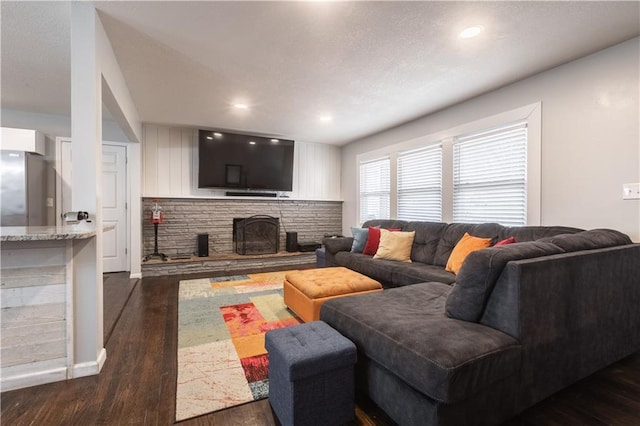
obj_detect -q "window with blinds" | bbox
[397,145,443,221]
[453,122,527,226]
[359,156,390,223]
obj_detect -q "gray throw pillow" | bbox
[351,227,369,253]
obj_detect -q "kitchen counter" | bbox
[1,221,114,391]
[0,223,115,242]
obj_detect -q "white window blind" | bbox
[359,156,390,223]
[397,145,443,221]
[453,122,527,226]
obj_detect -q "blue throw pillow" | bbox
[351,227,369,253]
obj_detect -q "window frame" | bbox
[452,122,529,225]
[355,103,541,226]
[397,144,443,222]
[358,155,391,224]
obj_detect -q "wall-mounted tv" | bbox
[198,130,295,192]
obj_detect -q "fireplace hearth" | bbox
[233,215,280,255]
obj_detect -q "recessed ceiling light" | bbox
[234,103,248,109]
[206,136,213,140]
[270,139,280,143]
[319,115,333,122]
[213,132,223,138]
[249,141,256,145]
[459,26,483,39]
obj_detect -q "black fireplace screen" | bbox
[233,215,280,255]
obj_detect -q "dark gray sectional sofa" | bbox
[320,220,640,425]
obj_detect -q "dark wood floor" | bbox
[103,272,139,344]
[2,268,640,425]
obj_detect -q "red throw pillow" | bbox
[363,227,381,255]
[494,236,517,246]
[363,227,401,256]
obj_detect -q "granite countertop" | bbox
[0,223,115,242]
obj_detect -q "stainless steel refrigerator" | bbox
[1,150,55,226]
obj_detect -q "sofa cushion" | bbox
[391,263,456,286]
[374,229,415,262]
[403,222,447,264]
[362,219,409,230]
[445,232,493,274]
[335,252,396,285]
[335,251,455,288]
[497,225,583,242]
[446,241,565,322]
[434,223,503,266]
[538,229,632,252]
[320,283,522,404]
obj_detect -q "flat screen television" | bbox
[198,129,295,192]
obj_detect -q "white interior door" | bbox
[59,141,128,272]
[102,145,127,272]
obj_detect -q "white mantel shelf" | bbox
[0,223,115,242]
[142,195,344,202]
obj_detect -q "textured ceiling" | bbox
[2,1,639,145]
[1,2,71,115]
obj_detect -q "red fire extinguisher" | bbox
[150,199,163,224]
[144,199,167,261]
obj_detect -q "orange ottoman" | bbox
[283,267,382,322]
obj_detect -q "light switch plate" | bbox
[622,183,640,200]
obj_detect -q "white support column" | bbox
[128,142,142,278]
[70,3,106,375]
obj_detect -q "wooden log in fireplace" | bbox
[233,215,280,255]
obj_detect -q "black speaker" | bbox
[286,231,298,252]
[197,233,209,257]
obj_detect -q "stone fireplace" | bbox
[233,215,280,255]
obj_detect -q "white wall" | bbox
[66,3,142,374]
[141,124,342,200]
[96,17,141,144]
[2,108,142,278]
[70,1,104,375]
[1,109,130,142]
[341,37,640,242]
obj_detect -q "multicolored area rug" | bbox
[176,271,301,422]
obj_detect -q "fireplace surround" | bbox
[233,215,280,255]
[141,198,342,260]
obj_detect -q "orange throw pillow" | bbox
[445,232,492,274]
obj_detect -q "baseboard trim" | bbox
[0,367,68,392]
[129,272,142,279]
[71,348,107,378]
[97,347,107,371]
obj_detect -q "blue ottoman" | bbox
[265,321,357,426]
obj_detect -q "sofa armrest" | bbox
[480,244,640,407]
[322,237,353,267]
[323,237,354,255]
[446,241,564,322]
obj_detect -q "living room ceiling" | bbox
[2,1,639,145]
